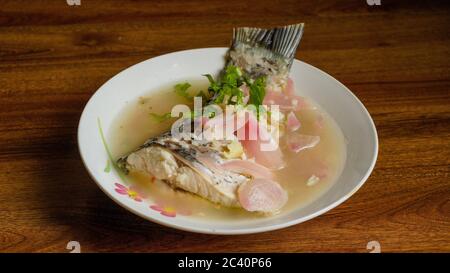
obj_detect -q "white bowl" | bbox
[78,48,378,234]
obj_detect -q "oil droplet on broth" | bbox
[108,78,347,221]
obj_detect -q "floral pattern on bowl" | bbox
[98,118,192,218]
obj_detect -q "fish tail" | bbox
[232,23,304,67]
[228,23,304,91]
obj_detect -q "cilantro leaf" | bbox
[174,82,192,100]
[247,76,266,107]
[223,65,242,87]
[204,66,246,105]
[149,112,172,123]
[203,65,267,116]
[203,74,220,95]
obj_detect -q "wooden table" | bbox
[0,0,448,253]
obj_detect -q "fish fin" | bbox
[228,23,304,91]
[271,23,305,66]
[231,23,304,67]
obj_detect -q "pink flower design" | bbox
[150,202,192,218]
[114,183,144,202]
[150,205,177,217]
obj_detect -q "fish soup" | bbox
[109,78,347,220]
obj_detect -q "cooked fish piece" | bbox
[118,23,304,211]
[118,133,249,207]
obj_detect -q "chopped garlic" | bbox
[306,175,320,186]
[224,140,244,159]
[272,111,285,123]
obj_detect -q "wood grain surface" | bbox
[0,0,449,252]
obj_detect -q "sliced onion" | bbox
[220,160,274,179]
[204,113,248,133]
[286,111,301,132]
[264,91,306,111]
[263,78,306,112]
[237,113,285,170]
[287,133,320,153]
[238,178,288,213]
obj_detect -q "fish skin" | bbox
[118,133,249,207]
[117,23,304,211]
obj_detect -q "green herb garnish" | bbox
[204,65,267,116]
[246,76,266,107]
[204,66,245,105]
[172,66,267,118]
[174,82,192,100]
[149,112,172,123]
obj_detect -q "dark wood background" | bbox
[0,0,449,252]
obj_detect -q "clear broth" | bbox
[109,78,347,220]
